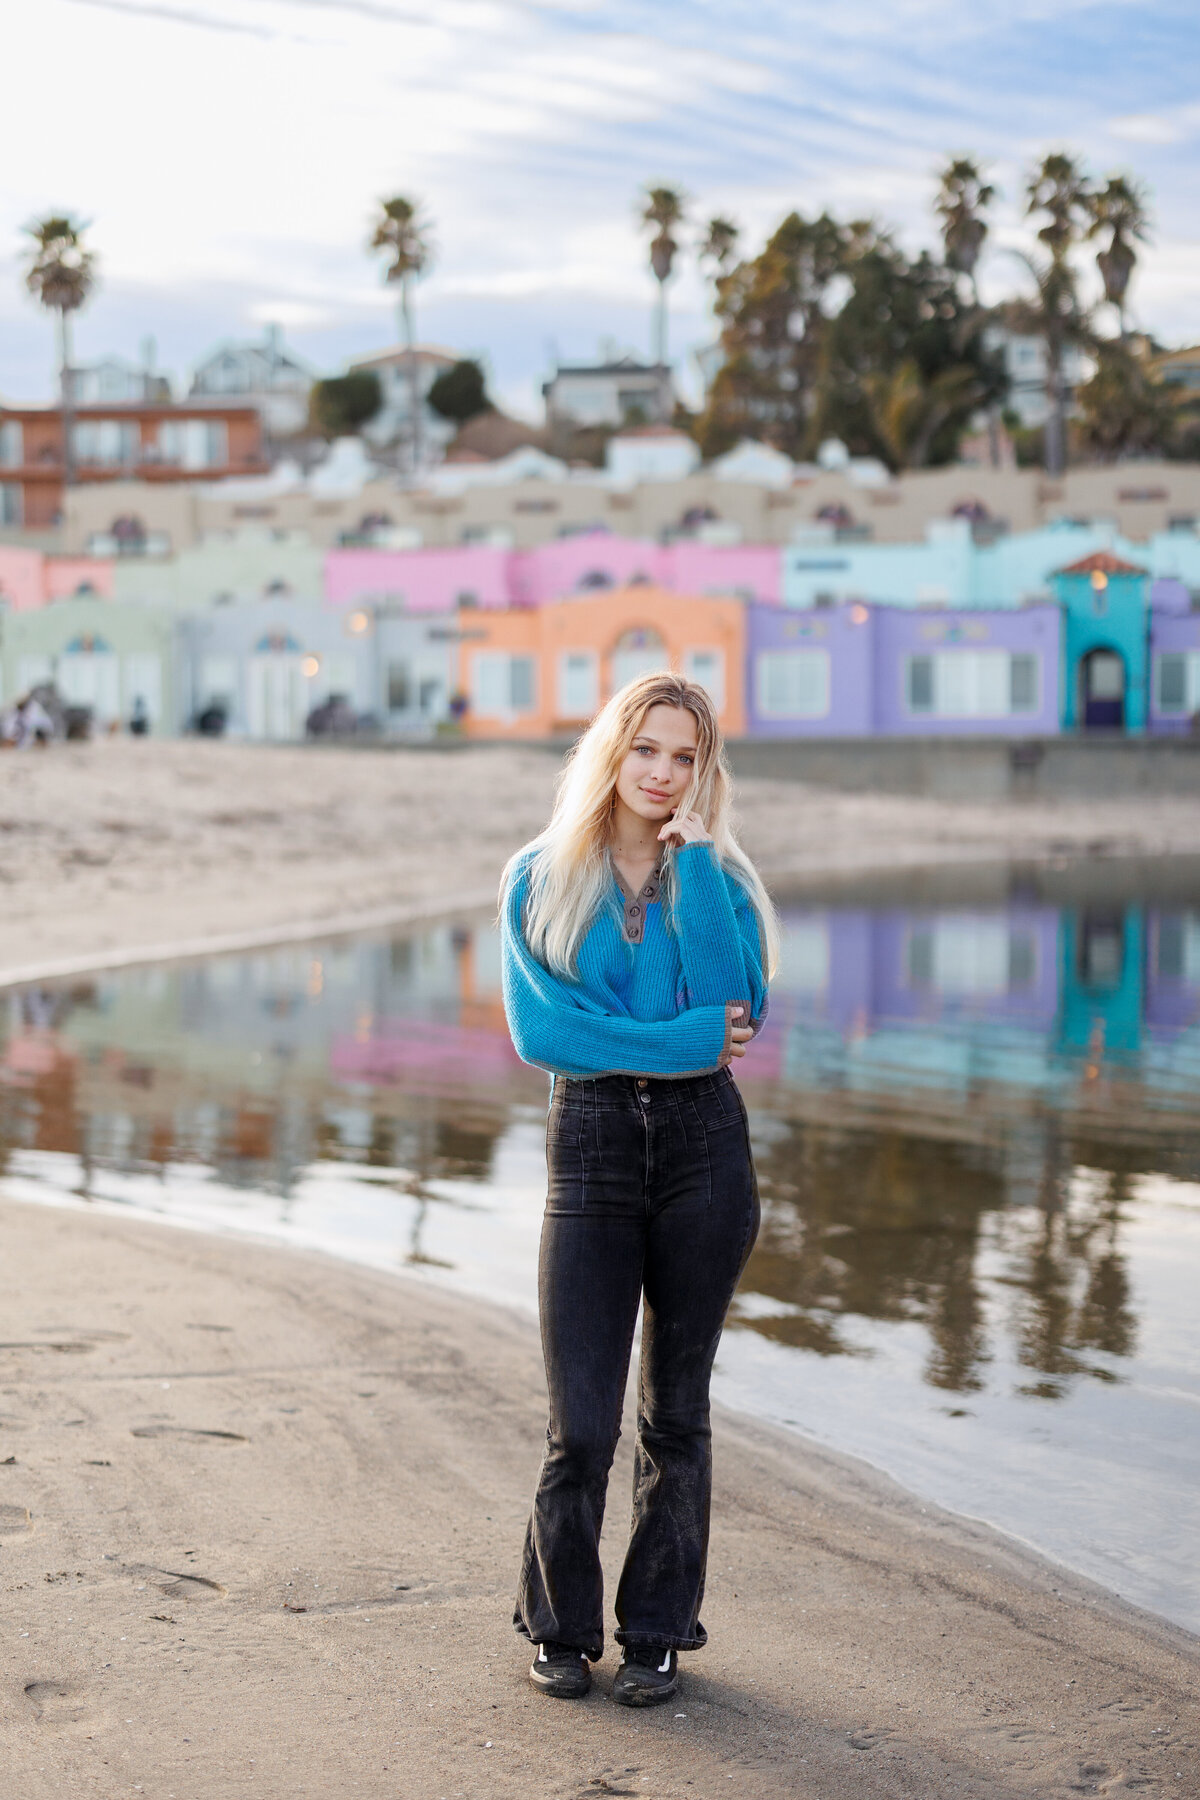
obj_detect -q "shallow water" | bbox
[3,860,1199,1633]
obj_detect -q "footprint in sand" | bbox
[154,1570,227,1603]
[130,1426,248,1442]
[847,1728,893,1751]
[23,1680,88,1725]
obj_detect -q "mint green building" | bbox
[0,596,178,729]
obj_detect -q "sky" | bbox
[2,0,1199,419]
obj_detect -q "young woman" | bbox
[500,671,778,1708]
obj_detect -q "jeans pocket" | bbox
[546,1100,587,1212]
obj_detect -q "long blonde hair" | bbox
[503,671,780,980]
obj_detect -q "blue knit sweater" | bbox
[501,841,769,1080]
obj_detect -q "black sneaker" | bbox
[529,1641,591,1699]
[612,1645,678,1707]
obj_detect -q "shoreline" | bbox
[2,1197,1197,1799]
[5,736,1200,994]
[5,1154,1198,1651]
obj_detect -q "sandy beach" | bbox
[2,736,1200,1797]
[2,1200,1198,1800]
[4,737,1200,985]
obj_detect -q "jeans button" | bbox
[637,1079,648,1088]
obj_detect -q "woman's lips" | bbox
[641,787,670,802]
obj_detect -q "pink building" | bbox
[0,547,115,611]
[323,534,782,614]
[323,545,512,613]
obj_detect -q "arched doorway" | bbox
[610,627,669,695]
[1079,647,1125,731]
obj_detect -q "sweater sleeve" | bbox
[501,861,731,1080]
[671,842,769,1031]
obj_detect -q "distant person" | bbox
[129,695,150,736]
[7,693,54,749]
[500,672,777,1707]
[195,702,227,737]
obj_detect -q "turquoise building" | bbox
[1052,552,1149,733]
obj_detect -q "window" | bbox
[0,483,21,527]
[611,628,669,693]
[72,420,139,467]
[17,655,53,693]
[387,661,412,712]
[905,650,1039,718]
[1156,913,1200,982]
[0,421,22,468]
[200,656,237,708]
[684,649,725,711]
[123,653,162,723]
[558,651,598,718]
[907,920,1037,996]
[1156,651,1200,715]
[756,649,830,719]
[471,652,536,718]
[158,419,228,469]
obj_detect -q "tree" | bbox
[640,185,687,380]
[696,210,854,460]
[309,370,382,440]
[1087,175,1151,338]
[934,157,995,302]
[427,358,490,425]
[699,216,739,278]
[818,242,1006,469]
[369,195,432,473]
[23,214,97,493]
[1023,152,1093,474]
[1074,340,1173,460]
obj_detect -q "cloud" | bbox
[1109,107,1200,146]
[5,0,1200,413]
[64,0,281,36]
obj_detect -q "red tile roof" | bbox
[1055,550,1147,577]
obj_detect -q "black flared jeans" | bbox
[514,1068,760,1661]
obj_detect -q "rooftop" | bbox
[1056,550,1148,577]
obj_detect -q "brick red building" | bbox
[0,404,267,531]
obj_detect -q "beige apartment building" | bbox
[55,460,1200,560]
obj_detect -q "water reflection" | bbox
[5,869,1200,1626]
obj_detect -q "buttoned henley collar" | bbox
[612,854,664,945]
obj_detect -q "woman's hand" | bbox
[726,1003,754,1060]
[658,808,712,848]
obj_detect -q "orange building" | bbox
[0,404,267,531]
[456,583,746,739]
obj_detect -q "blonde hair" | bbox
[503,671,779,981]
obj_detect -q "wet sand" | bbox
[4,737,1200,984]
[2,1199,1198,1800]
[3,737,1200,1796]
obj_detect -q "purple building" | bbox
[1148,578,1200,736]
[743,601,1061,737]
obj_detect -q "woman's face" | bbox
[613,703,701,826]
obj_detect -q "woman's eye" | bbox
[635,745,653,756]
[677,755,694,766]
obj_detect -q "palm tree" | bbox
[1026,151,1092,260]
[23,215,97,493]
[1024,153,1092,475]
[1087,175,1151,338]
[640,185,687,379]
[369,195,432,473]
[699,216,739,278]
[934,158,995,303]
[935,158,999,463]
